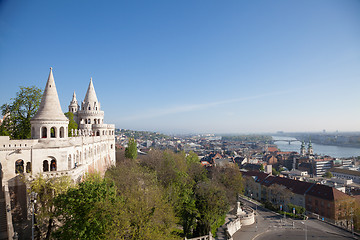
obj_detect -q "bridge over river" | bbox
[273,139,301,144]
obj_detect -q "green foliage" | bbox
[64,112,78,136]
[54,174,123,239]
[139,150,242,238]
[106,159,179,240]
[287,203,305,215]
[119,128,170,141]
[194,181,228,236]
[210,165,244,204]
[323,171,333,178]
[259,164,265,172]
[272,168,280,176]
[125,137,138,160]
[33,150,246,239]
[0,86,42,139]
[26,174,73,239]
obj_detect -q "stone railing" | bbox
[29,164,87,182]
[238,206,255,226]
[4,183,15,239]
[226,206,255,239]
[185,232,213,240]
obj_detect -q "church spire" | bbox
[32,67,68,121]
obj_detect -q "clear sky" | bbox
[0,0,360,134]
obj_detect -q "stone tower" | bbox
[76,78,108,136]
[300,141,306,156]
[30,67,69,139]
[307,140,314,155]
[68,91,79,113]
[68,91,79,124]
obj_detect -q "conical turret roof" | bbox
[83,78,98,104]
[72,91,77,102]
[70,91,78,104]
[32,68,68,122]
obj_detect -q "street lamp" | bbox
[301,221,307,240]
[30,192,38,240]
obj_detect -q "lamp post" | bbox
[301,221,307,240]
[31,192,37,240]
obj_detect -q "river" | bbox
[272,136,360,158]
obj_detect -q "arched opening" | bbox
[15,159,24,174]
[51,127,56,138]
[43,160,49,172]
[102,130,105,135]
[85,119,87,124]
[50,159,57,171]
[88,106,91,110]
[96,131,100,136]
[60,127,65,138]
[26,162,31,173]
[42,127,47,138]
[111,144,113,149]
[88,119,91,124]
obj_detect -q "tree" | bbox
[272,168,280,176]
[1,86,42,139]
[26,174,73,239]
[64,112,78,136]
[106,159,179,240]
[194,181,228,237]
[54,174,126,240]
[323,171,333,178]
[210,165,244,204]
[259,164,265,172]
[125,138,138,160]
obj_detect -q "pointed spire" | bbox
[32,67,68,121]
[71,91,78,103]
[84,77,98,104]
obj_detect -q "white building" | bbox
[0,68,115,186]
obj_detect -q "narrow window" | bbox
[42,127,47,138]
[43,160,49,172]
[60,127,65,138]
[51,127,56,138]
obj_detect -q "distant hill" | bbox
[116,129,170,141]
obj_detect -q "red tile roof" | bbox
[267,147,278,152]
[306,184,352,201]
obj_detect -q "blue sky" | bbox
[0,0,360,134]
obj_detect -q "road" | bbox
[231,197,358,240]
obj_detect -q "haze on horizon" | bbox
[0,1,359,134]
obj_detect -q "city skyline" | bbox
[1,0,360,134]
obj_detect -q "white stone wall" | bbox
[0,135,115,184]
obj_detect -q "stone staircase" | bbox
[0,185,8,240]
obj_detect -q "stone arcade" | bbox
[0,68,115,239]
